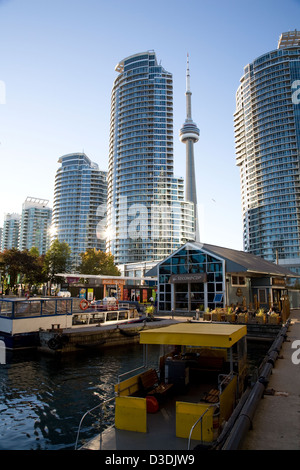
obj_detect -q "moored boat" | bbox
[0,297,144,350]
[76,322,248,450]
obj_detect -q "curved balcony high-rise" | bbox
[107,51,195,264]
[234,30,300,274]
[52,153,107,268]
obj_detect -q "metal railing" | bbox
[187,372,236,449]
[75,364,147,450]
[74,396,115,450]
[187,404,218,450]
[0,297,73,318]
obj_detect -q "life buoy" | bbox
[80,299,89,310]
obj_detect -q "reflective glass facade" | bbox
[158,245,224,312]
[19,197,52,255]
[234,32,300,274]
[52,153,107,267]
[1,213,20,250]
[107,52,194,265]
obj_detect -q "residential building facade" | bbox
[107,51,195,265]
[1,213,20,250]
[52,153,107,267]
[19,197,52,255]
[234,30,300,274]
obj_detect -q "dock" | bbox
[239,309,300,450]
[39,313,285,354]
[38,318,181,354]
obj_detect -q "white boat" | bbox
[72,299,144,327]
[0,297,144,349]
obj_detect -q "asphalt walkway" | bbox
[241,309,300,450]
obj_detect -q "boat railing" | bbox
[187,372,236,449]
[0,298,73,318]
[187,403,218,450]
[116,364,147,395]
[75,365,148,449]
[218,371,235,391]
[74,396,115,450]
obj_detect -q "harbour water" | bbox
[0,342,269,450]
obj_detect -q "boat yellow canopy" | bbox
[140,323,247,348]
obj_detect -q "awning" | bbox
[140,323,247,348]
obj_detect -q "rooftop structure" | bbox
[278,29,300,48]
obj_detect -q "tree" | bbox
[43,239,72,286]
[23,249,48,289]
[0,248,47,292]
[0,248,22,288]
[77,248,121,276]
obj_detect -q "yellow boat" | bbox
[77,322,247,450]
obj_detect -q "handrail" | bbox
[187,403,218,450]
[116,365,147,395]
[118,365,146,381]
[75,364,147,450]
[187,374,235,450]
[74,396,115,450]
[218,371,235,391]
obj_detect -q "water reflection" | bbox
[0,345,159,450]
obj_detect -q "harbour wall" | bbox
[38,319,177,355]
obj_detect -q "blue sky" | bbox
[0,0,299,251]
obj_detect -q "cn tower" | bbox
[179,54,200,242]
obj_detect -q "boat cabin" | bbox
[110,322,247,449]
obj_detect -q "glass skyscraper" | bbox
[234,30,300,273]
[107,51,194,265]
[52,153,107,267]
[19,197,52,255]
[1,213,20,250]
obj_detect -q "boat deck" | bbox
[81,381,216,451]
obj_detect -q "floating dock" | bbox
[38,318,180,355]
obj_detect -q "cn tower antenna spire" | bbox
[186,53,191,93]
[179,54,200,242]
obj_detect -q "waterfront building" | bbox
[179,54,200,241]
[155,241,300,313]
[107,51,195,265]
[234,30,300,274]
[1,213,20,250]
[52,153,107,268]
[18,197,52,255]
[56,272,156,303]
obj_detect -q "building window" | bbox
[231,276,246,286]
[158,246,224,311]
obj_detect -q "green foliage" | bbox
[43,239,72,282]
[0,247,47,288]
[77,248,121,276]
[0,242,121,293]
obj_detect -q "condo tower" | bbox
[234,30,300,274]
[107,51,195,264]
